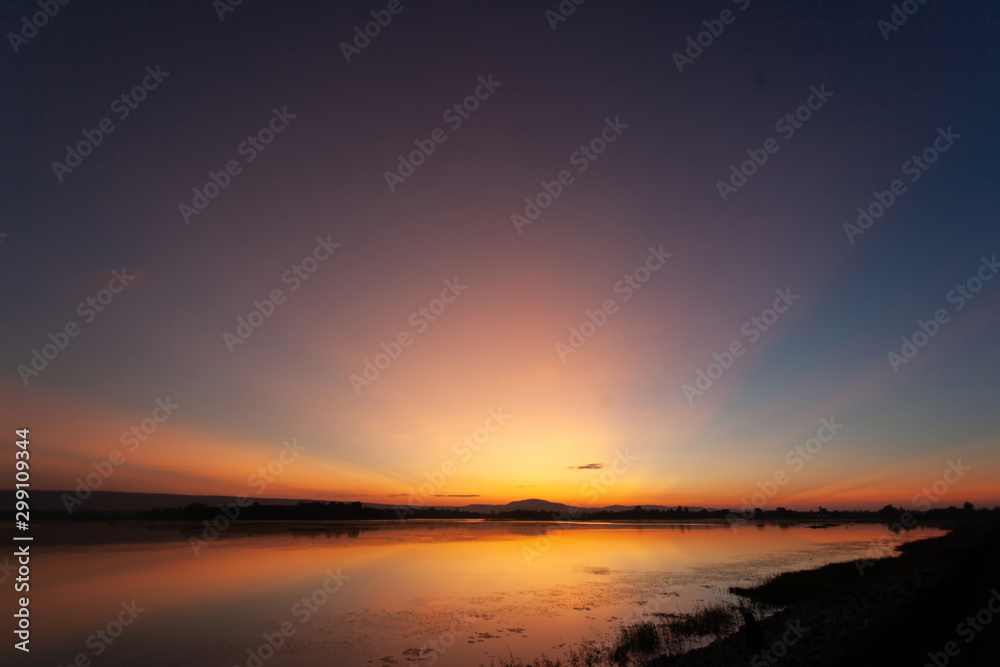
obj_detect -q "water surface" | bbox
[4,520,944,666]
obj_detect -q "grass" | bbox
[657,602,739,639]
[489,601,750,666]
[729,559,865,606]
[490,526,994,667]
[651,601,745,656]
[610,621,661,664]
[729,523,985,607]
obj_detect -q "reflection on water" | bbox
[3,520,944,666]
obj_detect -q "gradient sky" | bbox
[2,0,998,510]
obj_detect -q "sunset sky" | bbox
[2,0,998,510]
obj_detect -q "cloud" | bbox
[432,494,480,498]
[569,463,604,470]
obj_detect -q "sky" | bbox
[1,0,998,510]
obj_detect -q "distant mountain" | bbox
[467,499,573,513]
[371,499,719,514]
[361,499,578,514]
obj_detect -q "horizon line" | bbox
[8,488,998,513]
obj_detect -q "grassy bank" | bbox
[729,521,979,606]
[488,522,999,667]
[488,600,760,666]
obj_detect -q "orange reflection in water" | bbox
[9,521,945,667]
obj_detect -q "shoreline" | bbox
[646,521,1000,666]
[5,518,995,665]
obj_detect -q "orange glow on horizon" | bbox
[5,377,999,510]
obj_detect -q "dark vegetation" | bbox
[8,499,999,524]
[488,522,1000,666]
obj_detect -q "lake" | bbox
[4,520,944,666]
